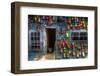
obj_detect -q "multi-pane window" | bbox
[80,32,87,40]
[71,32,87,41]
[71,32,79,40]
[31,32,40,50]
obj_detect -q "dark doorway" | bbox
[46,28,56,53]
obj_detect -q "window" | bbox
[71,32,79,40]
[80,32,87,40]
[71,32,87,41]
[31,32,40,50]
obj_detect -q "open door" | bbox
[46,28,56,53]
